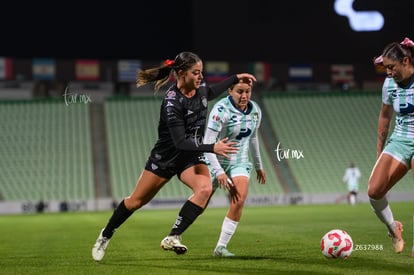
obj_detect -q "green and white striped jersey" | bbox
[204,96,262,175]
[382,76,414,138]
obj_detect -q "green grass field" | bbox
[1,202,413,274]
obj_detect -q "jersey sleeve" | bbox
[206,100,226,133]
[207,75,239,101]
[356,168,361,178]
[204,127,225,176]
[382,77,392,105]
[249,103,263,170]
[342,170,348,182]
[204,101,227,175]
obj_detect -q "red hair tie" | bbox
[401,37,414,48]
[164,59,175,66]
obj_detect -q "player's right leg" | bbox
[388,220,404,253]
[368,154,407,254]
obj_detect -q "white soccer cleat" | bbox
[92,229,111,261]
[388,221,404,253]
[160,235,188,255]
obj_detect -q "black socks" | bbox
[169,200,203,236]
[102,199,133,238]
[101,199,203,239]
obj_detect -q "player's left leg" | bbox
[93,170,169,261]
[161,163,212,255]
[214,174,250,257]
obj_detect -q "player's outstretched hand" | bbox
[236,73,257,86]
[228,184,240,203]
[214,137,238,159]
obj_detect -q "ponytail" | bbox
[374,37,414,66]
[136,60,176,93]
[136,52,202,94]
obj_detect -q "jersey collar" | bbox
[228,95,253,114]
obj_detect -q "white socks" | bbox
[216,216,239,248]
[369,197,396,233]
[349,194,356,206]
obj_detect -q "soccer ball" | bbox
[320,229,353,259]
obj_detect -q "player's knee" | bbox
[238,192,248,202]
[124,198,144,211]
[233,199,245,209]
[196,183,213,199]
[367,185,384,200]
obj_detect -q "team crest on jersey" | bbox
[201,96,207,108]
[212,115,220,121]
[252,112,259,122]
[166,90,176,99]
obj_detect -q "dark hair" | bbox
[380,42,414,65]
[136,51,202,93]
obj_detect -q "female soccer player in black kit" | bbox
[92,52,256,261]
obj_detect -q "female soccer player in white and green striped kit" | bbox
[370,37,414,255]
[204,82,266,257]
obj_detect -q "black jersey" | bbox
[148,75,239,170]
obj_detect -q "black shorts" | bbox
[145,153,207,179]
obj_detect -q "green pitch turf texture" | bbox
[1,202,413,274]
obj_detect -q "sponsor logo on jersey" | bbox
[235,128,251,140]
[230,115,238,123]
[166,90,176,99]
[154,154,161,160]
[201,96,207,108]
[166,101,175,117]
[400,102,414,115]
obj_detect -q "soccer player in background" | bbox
[369,37,414,254]
[342,162,361,206]
[91,51,256,261]
[204,82,266,257]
